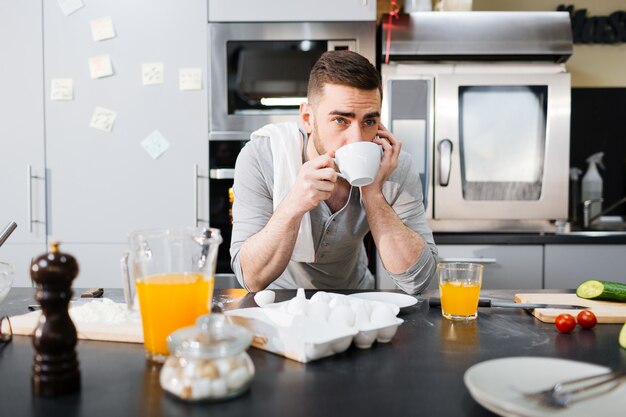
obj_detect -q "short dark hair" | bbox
[307,51,381,105]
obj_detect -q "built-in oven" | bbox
[208,21,376,136]
[382,63,571,231]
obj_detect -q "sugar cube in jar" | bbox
[160,314,255,402]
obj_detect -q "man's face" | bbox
[301,84,381,157]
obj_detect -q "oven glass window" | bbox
[459,85,547,201]
[227,41,327,115]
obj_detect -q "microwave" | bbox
[382,62,571,232]
[208,21,376,139]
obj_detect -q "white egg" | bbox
[328,304,355,327]
[253,290,276,307]
[296,288,306,299]
[310,291,331,303]
[370,304,397,326]
[307,300,330,321]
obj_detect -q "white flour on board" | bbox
[69,298,140,324]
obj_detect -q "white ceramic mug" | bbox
[334,141,383,187]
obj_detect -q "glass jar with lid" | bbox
[160,313,255,402]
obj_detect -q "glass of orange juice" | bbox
[437,262,483,321]
[122,227,222,362]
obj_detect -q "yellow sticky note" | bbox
[89,55,114,79]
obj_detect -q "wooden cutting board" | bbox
[9,310,143,343]
[514,293,626,324]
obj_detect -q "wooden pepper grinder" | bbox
[30,241,81,396]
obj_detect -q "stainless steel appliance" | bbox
[207,4,377,277]
[381,12,573,233]
[208,22,376,138]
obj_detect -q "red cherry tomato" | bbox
[577,310,597,329]
[555,313,576,333]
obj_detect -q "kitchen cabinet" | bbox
[544,244,626,289]
[0,0,46,286]
[377,244,543,290]
[40,0,209,288]
[1,1,210,288]
[434,244,544,290]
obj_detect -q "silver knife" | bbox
[429,297,588,310]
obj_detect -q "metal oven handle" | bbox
[438,139,453,187]
[209,169,235,180]
[439,258,497,264]
[194,164,209,226]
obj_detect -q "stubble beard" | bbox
[311,121,326,156]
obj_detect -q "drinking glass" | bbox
[437,262,483,321]
[121,227,222,362]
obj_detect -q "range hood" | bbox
[382,12,573,63]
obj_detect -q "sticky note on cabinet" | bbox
[57,0,84,16]
[89,55,114,79]
[179,68,202,90]
[90,16,116,42]
[50,78,73,101]
[89,107,117,133]
[142,63,164,85]
[141,130,170,160]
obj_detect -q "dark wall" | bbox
[570,88,626,215]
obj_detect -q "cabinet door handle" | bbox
[438,139,453,186]
[27,165,45,233]
[439,257,497,264]
[194,164,209,226]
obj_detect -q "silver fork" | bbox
[524,368,626,408]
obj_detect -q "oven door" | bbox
[433,72,570,221]
[381,71,435,218]
[208,21,375,135]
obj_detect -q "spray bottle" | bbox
[581,152,604,222]
[569,167,582,224]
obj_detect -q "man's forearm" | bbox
[361,192,425,274]
[239,200,305,292]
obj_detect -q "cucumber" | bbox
[620,323,626,349]
[576,280,626,302]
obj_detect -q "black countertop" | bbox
[434,232,626,245]
[1,288,625,417]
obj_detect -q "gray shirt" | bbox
[230,132,438,294]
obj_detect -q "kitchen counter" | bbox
[434,232,626,245]
[1,288,624,417]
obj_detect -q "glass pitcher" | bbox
[121,227,222,362]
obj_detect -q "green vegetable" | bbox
[576,280,626,302]
[620,323,626,349]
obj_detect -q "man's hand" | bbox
[281,153,338,216]
[361,123,401,197]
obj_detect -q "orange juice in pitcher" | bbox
[136,273,214,357]
[122,227,222,362]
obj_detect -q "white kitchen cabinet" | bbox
[544,245,626,289]
[435,245,544,290]
[377,245,543,289]
[378,244,543,291]
[0,0,46,283]
[40,0,209,288]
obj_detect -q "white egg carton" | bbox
[224,291,403,363]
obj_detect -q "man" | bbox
[230,50,438,294]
